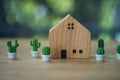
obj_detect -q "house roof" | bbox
[49,14,90,33]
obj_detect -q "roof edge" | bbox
[49,14,72,32]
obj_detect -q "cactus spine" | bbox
[42,46,50,55]
[30,39,41,51]
[117,45,120,54]
[7,40,19,53]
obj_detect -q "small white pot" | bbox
[41,55,50,62]
[116,53,120,60]
[7,52,17,59]
[95,54,104,61]
[30,50,39,58]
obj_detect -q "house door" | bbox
[61,50,67,59]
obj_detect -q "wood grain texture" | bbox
[0,39,120,80]
[49,15,91,59]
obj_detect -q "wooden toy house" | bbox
[49,15,91,59]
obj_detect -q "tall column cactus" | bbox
[96,39,105,55]
[7,40,19,53]
[30,39,41,51]
[98,39,104,48]
[42,46,50,55]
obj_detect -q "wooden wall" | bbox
[49,15,91,59]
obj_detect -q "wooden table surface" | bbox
[0,38,120,80]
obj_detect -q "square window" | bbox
[68,23,70,26]
[79,50,83,54]
[71,23,74,26]
[68,27,70,29]
[71,26,74,29]
[68,23,70,29]
[73,49,76,54]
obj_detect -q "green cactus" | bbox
[42,46,50,55]
[98,39,104,48]
[116,45,120,54]
[30,39,41,51]
[96,48,104,55]
[7,40,19,53]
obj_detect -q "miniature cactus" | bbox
[7,40,19,53]
[42,46,50,55]
[96,39,105,61]
[42,46,50,61]
[96,48,104,55]
[30,39,41,51]
[98,39,104,48]
[116,45,120,54]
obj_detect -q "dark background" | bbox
[0,0,120,41]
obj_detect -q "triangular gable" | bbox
[49,14,90,33]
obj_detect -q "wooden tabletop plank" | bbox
[0,39,120,80]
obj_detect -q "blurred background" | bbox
[0,0,120,42]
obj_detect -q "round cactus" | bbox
[42,46,50,55]
[96,48,104,55]
[117,45,120,54]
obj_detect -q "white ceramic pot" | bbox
[41,55,50,62]
[31,50,39,58]
[116,53,120,60]
[7,52,17,59]
[95,54,104,61]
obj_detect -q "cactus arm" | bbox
[15,40,19,47]
[7,41,13,52]
[7,41,12,47]
[30,40,35,51]
[30,40,33,46]
[37,42,41,48]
